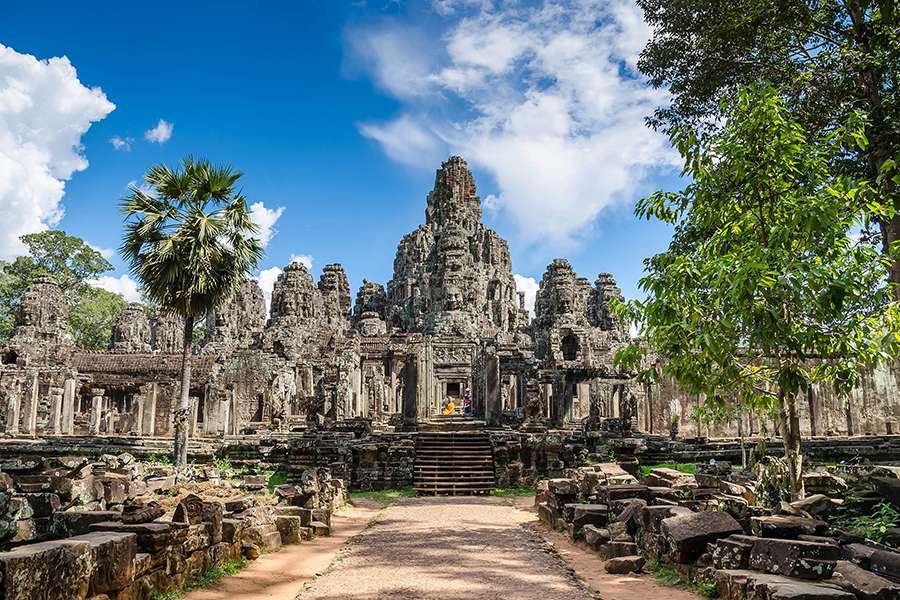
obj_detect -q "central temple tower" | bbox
[387,156,524,338]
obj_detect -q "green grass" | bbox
[349,487,418,501]
[640,462,697,476]
[644,556,718,598]
[151,558,248,600]
[267,470,289,493]
[490,486,536,497]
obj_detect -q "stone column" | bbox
[89,388,104,435]
[62,379,76,435]
[21,372,39,435]
[6,390,20,435]
[141,383,157,436]
[484,348,501,426]
[48,386,63,435]
[134,392,145,436]
[401,353,419,429]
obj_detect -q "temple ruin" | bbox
[0,156,895,447]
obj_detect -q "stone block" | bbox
[0,538,93,599]
[312,508,332,528]
[89,521,173,553]
[832,560,900,600]
[275,506,313,526]
[225,496,256,513]
[583,525,610,550]
[242,524,281,552]
[640,505,693,533]
[604,555,644,574]
[25,493,60,518]
[202,501,224,544]
[748,537,839,580]
[571,504,609,527]
[789,494,837,517]
[311,521,331,537]
[712,535,757,570]
[750,515,828,538]
[276,515,305,544]
[68,531,137,595]
[222,518,246,543]
[661,510,742,563]
[714,569,855,600]
[869,548,900,584]
[873,477,900,510]
[597,541,639,559]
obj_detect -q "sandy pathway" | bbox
[184,501,381,600]
[297,496,597,600]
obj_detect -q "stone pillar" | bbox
[6,390,20,435]
[142,383,157,436]
[484,348,501,427]
[134,392,145,436]
[577,382,590,422]
[48,386,63,434]
[62,379,76,434]
[22,372,39,435]
[89,389,104,435]
[401,353,419,429]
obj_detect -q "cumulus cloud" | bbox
[87,243,115,260]
[0,44,115,259]
[109,135,133,151]
[144,118,173,144]
[289,254,314,270]
[248,202,286,248]
[513,273,538,317]
[348,1,678,247]
[87,274,141,302]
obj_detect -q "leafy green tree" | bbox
[70,287,128,350]
[0,231,118,344]
[614,86,898,500]
[637,0,900,291]
[120,157,263,469]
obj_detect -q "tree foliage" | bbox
[70,287,128,351]
[120,157,263,468]
[0,231,122,346]
[638,0,900,288]
[614,86,899,499]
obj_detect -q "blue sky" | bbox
[0,0,680,312]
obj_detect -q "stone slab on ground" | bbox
[714,568,855,600]
[832,560,900,600]
[661,510,742,563]
[748,537,839,580]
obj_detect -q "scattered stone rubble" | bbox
[0,452,346,599]
[537,461,900,600]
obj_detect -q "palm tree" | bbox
[120,157,263,469]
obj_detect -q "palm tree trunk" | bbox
[173,314,194,470]
[779,389,804,501]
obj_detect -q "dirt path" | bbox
[512,498,703,600]
[184,501,382,600]
[297,496,597,600]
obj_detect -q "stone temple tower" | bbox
[386,156,521,338]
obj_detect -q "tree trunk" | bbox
[779,390,804,501]
[173,314,194,471]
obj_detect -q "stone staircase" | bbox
[414,431,496,495]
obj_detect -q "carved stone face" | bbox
[444,287,464,311]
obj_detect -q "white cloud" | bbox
[109,135,133,151]
[248,202,286,248]
[88,274,141,302]
[289,254,313,270]
[87,243,115,260]
[0,44,115,259]
[513,273,538,317]
[358,114,445,167]
[144,118,173,144]
[349,1,678,247]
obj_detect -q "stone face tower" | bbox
[110,303,152,352]
[203,277,267,353]
[387,156,521,338]
[318,264,352,331]
[262,261,324,359]
[12,276,72,349]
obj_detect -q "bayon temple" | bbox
[0,157,897,450]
